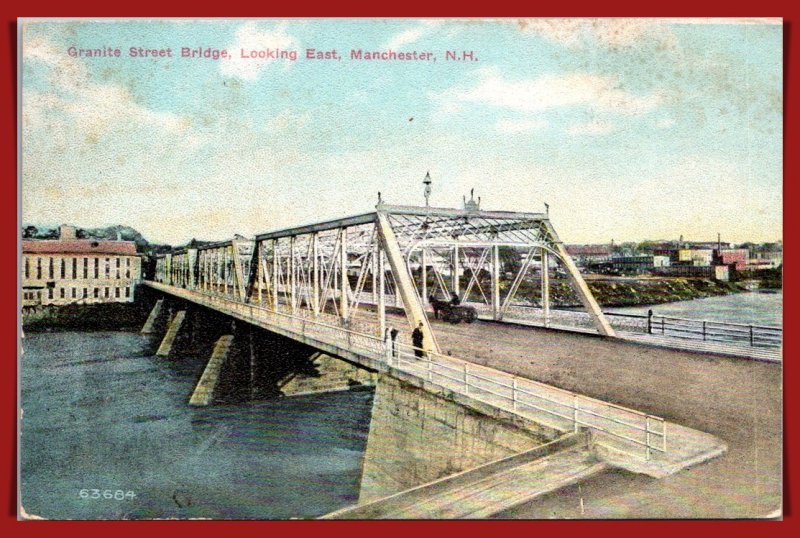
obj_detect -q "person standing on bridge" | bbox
[411,322,425,359]
[450,290,461,306]
[390,327,399,359]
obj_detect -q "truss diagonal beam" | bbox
[377,212,439,353]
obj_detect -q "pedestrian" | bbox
[411,322,424,359]
[390,327,399,359]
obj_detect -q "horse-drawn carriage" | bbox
[428,294,478,324]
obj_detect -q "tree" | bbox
[22,225,38,238]
[498,246,521,274]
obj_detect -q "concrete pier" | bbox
[280,352,377,397]
[156,310,185,357]
[140,299,164,334]
[189,335,234,406]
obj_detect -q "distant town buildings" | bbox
[565,245,612,266]
[568,236,781,281]
[713,249,749,271]
[22,225,142,306]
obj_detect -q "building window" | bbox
[60,288,65,299]
[48,288,53,299]
[116,258,121,279]
[37,258,42,279]
[114,287,120,298]
[94,258,99,279]
[126,258,131,278]
[72,258,77,279]
[105,258,110,278]
[94,288,99,298]
[83,258,88,279]
[60,259,66,279]
[104,287,109,298]
[125,286,130,298]
[72,288,77,299]
[83,288,88,298]
[49,257,54,279]
[24,258,29,279]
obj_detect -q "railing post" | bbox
[646,416,652,461]
[661,317,665,335]
[702,321,706,341]
[512,378,518,411]
[464,363,469,394]
[647,309,653,334]
[749,325,754,346]
[573,394,579,433]
[427,358,432,382]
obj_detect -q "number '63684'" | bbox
[79,489,136,500]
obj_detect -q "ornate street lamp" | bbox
[423,171,432,207]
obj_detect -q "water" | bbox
[607,291,782,327]
[20,331,374,520]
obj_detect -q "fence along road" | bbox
[467,303,782,362]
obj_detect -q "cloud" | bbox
[220,21,298,81]
[384,20,443,49]
[22,36,184,138]
[517,18,676,49]
[436,67,664,116]
[265,109,312,132]
[656,117,676,129]
[566,120,615,135]
[495,118,548,133]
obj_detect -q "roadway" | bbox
[419,315,782,518]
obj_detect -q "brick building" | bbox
[21,225,142,306]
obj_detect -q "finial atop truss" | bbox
[463,188,480,212]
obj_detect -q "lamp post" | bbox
[423,171,432,207]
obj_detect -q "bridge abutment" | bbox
[358,375,560,504]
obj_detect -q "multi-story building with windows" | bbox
[21,225,142,306]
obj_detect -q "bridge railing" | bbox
[647,314,782,348]
[147,282,667,461]
[387,341,666,461]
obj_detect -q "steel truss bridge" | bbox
[148,203,748,465]
[154,203,616,355]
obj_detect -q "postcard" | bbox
[18,17,783,520]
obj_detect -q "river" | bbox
[20,331,373,520]
[606,290,782,327]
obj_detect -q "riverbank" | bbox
[526,275,745,308]
[582,276,746,307]
[22,302,152,332]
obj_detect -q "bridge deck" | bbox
[422,316,781,518]
[146,282,725,478]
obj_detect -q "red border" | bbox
[2,3,796,536]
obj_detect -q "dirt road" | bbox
[424,317,782,518]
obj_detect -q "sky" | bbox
[20,18,783,245]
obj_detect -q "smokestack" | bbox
[718,233,721,251]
